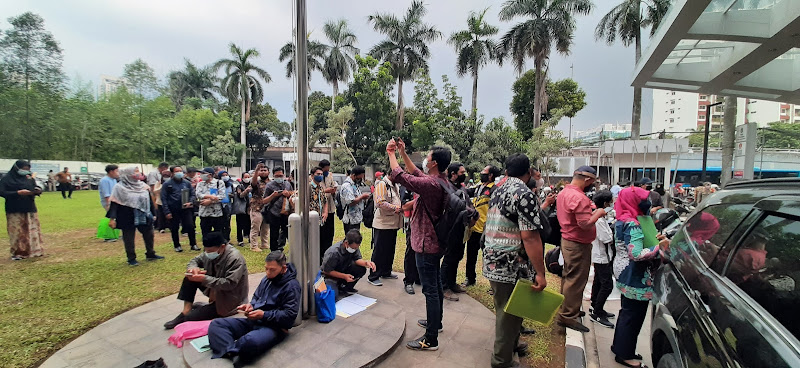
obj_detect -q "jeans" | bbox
[490,281,522,368]
[200,216,226,237]
[416,252,443,343]
[464,231,483,285]
[176,278,223,321]
[235,214,251,243]
[121,225,155,262]
[369,228,398,281]
[591,262,614,314]
[611,296,649,360]
[403,228,419,286]
[209,318,286,362]
[168,209,196,248]
[440,240,466,290]
[267,213,288,251]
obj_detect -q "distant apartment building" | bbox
[651,90,798,135]
[98,75,128,97]
[574,123,631,144]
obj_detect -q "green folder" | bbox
[190,335,210,353]
[637,215,660,247]
[504,279,564,324]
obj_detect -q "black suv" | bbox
[651,178,800,368]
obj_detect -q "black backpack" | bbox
[545,246,563,276]
[423,179,474,253]
[544,207,562,246]
[334,187,345,219]
[362,193,375,228]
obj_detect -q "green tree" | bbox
[527,108,572,179]
[368,0,442,130]
[321,19,359,110]
[167,59,219,111]
[214,43,272,169]
[448,8,499,119]
[595,0,670,139]
[246,102,291,157]
[308,91,333,146]
[511,71,587,139]
[278,37,326,81]
[498,0,592,129]
[410,73,476,161]
[207,130,245,167]
[122,58,160,98]
[343,55,396,164]
[324,105,359,172]
[761,123,800,149]
[465,117,526,173]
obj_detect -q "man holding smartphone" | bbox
[262,167,293,251]
[321,230,376,297]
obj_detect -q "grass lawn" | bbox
[0,190,564,368]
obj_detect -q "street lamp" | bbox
[701,101,724,182]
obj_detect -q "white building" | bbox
[98,75,128,97]
[574,123,632,143]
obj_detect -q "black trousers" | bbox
[369,228,398,281]
[465,231,483,285]
[200,216,226,238]
[611,296,649,360]
[155,205,168,231]
[222,210,232,242]
[176,278,223,321]
[342,222,361,235]
[403,228,420,286]
[325,261,367,296]
[440,239,466,290]
[121,225,155,262]
[59,183,73,198]
[591,262,614,314]
[268,213,289,251]
[320,214,335,264]
[235,214,251,243]
[169,209,196,248]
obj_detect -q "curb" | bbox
[564,316,587,368]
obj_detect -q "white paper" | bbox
[335,299,367,317]
[343,294,377,308]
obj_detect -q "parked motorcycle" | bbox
[653,208,683,239]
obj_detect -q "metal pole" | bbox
[701,102,723,182]
[295,0,311,318]
[643,142,648,181]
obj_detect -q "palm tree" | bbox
[498,0,593,129]
[321,19,359,110]
[213,43,272,169]
[595,0,670,139]
[449,8,499,119]
[368,0,441,130]
[167,59,219,110]
[278,37,327,81]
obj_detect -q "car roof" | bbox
[723,177,800,190]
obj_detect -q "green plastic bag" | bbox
[97,217,120,240]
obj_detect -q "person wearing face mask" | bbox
[107,167,163,266]
[164,232,249,330]
[366,167,402,287]
[0,160,45,260]
[232,172,252,247]
[439,162,469,301]
[318,160,338,254]
[153,169,171,233]
[196,168,228,239]
[248,165,271,252]
[462,165,501,288]
[161,166,199,252]
[339,166,370,234]
[218,170,235,243]
[321,230,376,298]
[636,177,663,215]
[262,167,294,251]
[208,251,300,366]
[555,166,607,333]
[308,167,330,264]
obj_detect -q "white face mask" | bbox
[346,246,357,254]
[537,178,545,189]
[243,178,251,184]
[422,158,430,174]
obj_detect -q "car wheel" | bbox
[656,352,682,368]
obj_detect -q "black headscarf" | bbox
[0,160,36,191]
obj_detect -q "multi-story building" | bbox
[98,75,128,97]
[574,123,632,144]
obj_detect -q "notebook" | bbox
[504,279,564,324]
[190,335,210,353]
[637,215,660,247]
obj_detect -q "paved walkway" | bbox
[40,272,499,368]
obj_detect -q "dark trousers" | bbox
[200,216,226,238]
[440,239,466,290]
[176,278,222,321]
[209,318,286,362]
[490,281,522,368]
[403,229,420,286]
[325,261,367,296]
[320,213,335,263]
[591,262,614,314]
[612,296,649,360]
[121,225,155,262]
[369,228,398,281]
[169,209,196,248]
[465,231,483,285]
[342,222,361,235]
[235,214,251,243]
[222,212,232,241]
[416,252,444,343]
[268,213,289,251]
[59,183,73,198]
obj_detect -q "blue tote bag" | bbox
[315,271,336,323]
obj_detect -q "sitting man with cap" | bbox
[321,229,376,297]
[164,232,249,329]
[209,251,301,367]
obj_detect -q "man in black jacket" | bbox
[161,166,199,252]
[208,251,301,367]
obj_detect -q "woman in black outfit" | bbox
[107,167,164,266]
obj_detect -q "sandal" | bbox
[615,357,647,368]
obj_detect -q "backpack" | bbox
[334,187,345,219]
[545,246,563,276]
[362,193,375,228]
[544,207,562,246]
[423,179,474,253]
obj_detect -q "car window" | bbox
[683,204,752,266]
[724,214,800,339]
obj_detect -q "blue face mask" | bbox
[323,171,329,177]
[274,177,285,184]
[314,175,324,183]
[17,170,32,176]
[173,172,185,180]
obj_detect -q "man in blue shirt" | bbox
[98,165,120,242]
[161,166,199,252]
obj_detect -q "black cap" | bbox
[203,232,226,247]
[637,177,653,185]
[574,166,597,179]
[202,167,215,174]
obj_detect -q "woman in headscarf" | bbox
[107,167,163,266]
[0,160,45,260]
[217,170,235,243]
[610,185,669,368]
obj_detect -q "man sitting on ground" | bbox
[164,232,249,329]
[208,251,301,367]
[321,229,376,297]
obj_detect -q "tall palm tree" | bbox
[449,8,499,119]
[595,0,670,139]
[498,0,593,129]
[167,59,219,110]
[213,43,272,169]
[368,0,441,130]
[278,37,327,81]
[322,19,359,110]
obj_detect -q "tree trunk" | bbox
[240,99,247,171]
[631,2,643,140]
[332,80,338,111]
[533,56,546,129]
[720,96,737,187]
[396,78,405,131]
[471,69,478,119]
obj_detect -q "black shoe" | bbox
[164,313,186,329]
[368,278,383,286]
[461,280,476,288]
[341,287,358,294]
[514,342,529,357]
[558,319,590,333]
[579,311,586,317]
[404,284,415,295]
[590,313,615,329]
[381,273,399,279]
[520,326,536,335]
[406,335,438,351]
[128,260,139,266]
[174,246,183,253]
[146,255,165,261]
[614,356,647,368]
[231,355,244,368]
[417,319,443,333]
[237,242,244,247]
[601,310,616,319]
[190,245,201,251]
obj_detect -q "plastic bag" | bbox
[314,271,336,323]
[97,217,120,240]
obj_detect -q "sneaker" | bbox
[237,242,244,247]
[174,246,183,253]
[341,287,358,294]
[514,342,529,357]
[368,278,383,286]
[128,260,139,266]
[146,255,165,261]
[461,280,476,288]
[601,310,616,319]
[159,229,166,234]
[520,326,536,335]
[163,313,186,329]
[103,238,118,243]
[190,245,200,251]
[250,247,262,253]
[404,284,415,295]
[558,319,590,333]
[11,255,24,261]
[450,283,467,293]
[590,313,615,329]
[443,290,459,301]
[381,274,399,279]
[406,336,438,351]
[417,319,443,333]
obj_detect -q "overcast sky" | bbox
[2,0,654,135]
